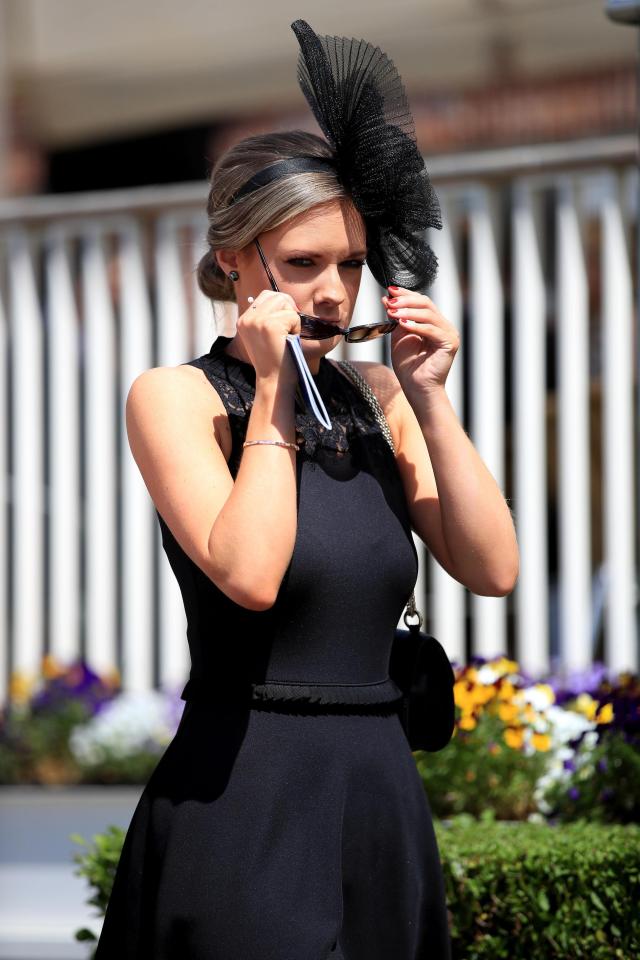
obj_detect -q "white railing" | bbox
[0,135,637,706]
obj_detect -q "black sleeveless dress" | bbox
[95,335,452,960]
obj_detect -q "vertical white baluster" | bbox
[512,181,549,676]
[155,214,190,691]
[82,226,118,677]
[556,178,592,670]
[428,196,466,665]
[0,273,8,703]
[45,226,81,666]
[467,187,507,658]
[7,229,44,682]
[119,219,154,693]
[600,173,637,672]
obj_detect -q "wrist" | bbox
[254,374,298,402]
[405,383,450,417]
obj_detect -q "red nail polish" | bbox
[388,285,399,292]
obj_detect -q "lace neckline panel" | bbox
[192,335,392,465]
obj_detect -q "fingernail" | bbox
[388,297,399,304]
[388,285,399,292]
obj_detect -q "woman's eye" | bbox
[286,258,366,268]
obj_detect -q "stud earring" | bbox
[228,270,240,282]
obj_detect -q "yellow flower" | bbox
[9,671,35,704]
[488,742,502,756]
[503,727,525,749]
[492,657,520,677]
[459,714,477,731]
[574,693,598,721]
[104,667,121,690]
[453,680,473,710]
[530,732,552,752]
[498,702,520,724]
[523,705,538,723]
[41,654,65,680]
[474,685,495,705]
[596,702,614,724]
[497,680,516,702]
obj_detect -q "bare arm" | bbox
[207,374,299,608]
[351,360,518,597]
[126,289,304,611]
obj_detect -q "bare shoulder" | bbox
[126,362,231,460]
[127,362,223,414]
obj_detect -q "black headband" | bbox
[229,156,339,204]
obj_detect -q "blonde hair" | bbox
[197,131,346,303]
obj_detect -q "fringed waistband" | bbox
[180,676,404,708]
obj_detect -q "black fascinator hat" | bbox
[231,20,442,292]
[290,19,442,291]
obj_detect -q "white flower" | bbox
[70,690,180,766]
[544,705,596,747]
[520,684,555,712]
[476,665,500,685]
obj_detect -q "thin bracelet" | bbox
[243,439,300,451]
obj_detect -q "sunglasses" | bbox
[253,238,398,343]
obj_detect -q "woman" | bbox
[95,21,518,960]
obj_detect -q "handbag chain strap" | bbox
[337,359,423,630]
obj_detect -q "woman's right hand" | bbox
[236,290,302,387]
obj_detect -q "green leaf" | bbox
[537,890,550,913]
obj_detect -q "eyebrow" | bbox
[284,250,368,259]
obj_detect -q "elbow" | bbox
[475,559,520,598]
[207,566,279,612]
[241,590,279,612]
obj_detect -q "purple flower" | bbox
[597,757,608,773]
[568,787,580,801]
[545,662,610,702]
[28,658,118,718]
[563,758,576,772]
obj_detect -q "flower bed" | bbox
[415,656,639,823]
[2,653,639,824]
[0,656,184,785]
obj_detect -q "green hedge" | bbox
[73,818,640,959]
[435,816,640,959]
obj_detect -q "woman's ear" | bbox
[214,249,239,278]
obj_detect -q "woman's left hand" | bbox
[382,285,460,399]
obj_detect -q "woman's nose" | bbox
[314,266,346,306]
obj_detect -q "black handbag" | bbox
[337,360,456,752]
[389,595,456,752]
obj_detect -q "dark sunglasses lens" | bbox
[346,321,397,343]
[299,314,341,340]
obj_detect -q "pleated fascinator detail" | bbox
[231,20,443,291]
